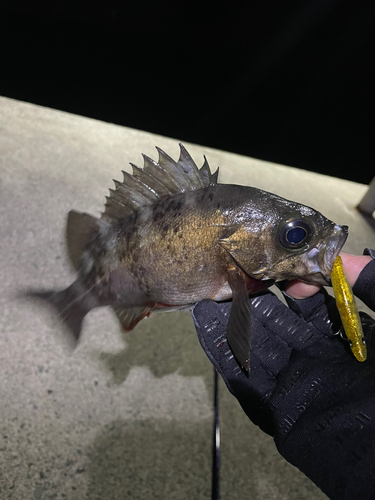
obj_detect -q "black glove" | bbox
[353,247,375,311]
[192,255,375,500]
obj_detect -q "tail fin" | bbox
[23,281,92,341]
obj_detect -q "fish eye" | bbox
[279,219,313,249]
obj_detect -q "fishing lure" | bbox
[331,255,367,361]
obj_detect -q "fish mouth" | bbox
[303,223,348,285]
[323,223,349,281]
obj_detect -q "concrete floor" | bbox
[1,96,374,499]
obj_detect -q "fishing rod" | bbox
[212,368,220,500]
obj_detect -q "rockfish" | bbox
[28,144,348,370]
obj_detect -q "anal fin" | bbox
[227,268,252,372]
[114,305,151,331]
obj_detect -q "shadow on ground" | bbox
[98,311,210,384]
[86,419,212,500]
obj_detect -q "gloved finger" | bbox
[360,312,375,351]
[248,292,327,351]
[192,292,327,378]
[193,297,295,382]
[280,287,341,335]
[193,297,294,379]
[192,299,254,396]
[192,299,280,435]
[353,250,375,312]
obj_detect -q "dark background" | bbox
[1,0,374,184]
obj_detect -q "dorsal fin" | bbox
[176,144,205,189]
[102,143,219,221]
[155,147,192,190]
[200,155,219,185]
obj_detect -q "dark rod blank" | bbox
[212,368,220,500]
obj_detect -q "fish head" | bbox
[223,193,348,286]
[263,208,348,285]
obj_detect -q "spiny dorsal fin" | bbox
[102,143,219,221]
[177,144,205,189]
[155,147,193,191]
[200,155,219,186]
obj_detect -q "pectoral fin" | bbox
[227,268,252,372]
[114,306,151,331]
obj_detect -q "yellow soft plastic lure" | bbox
[331,255,367,361]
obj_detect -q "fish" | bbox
[331,255,367,361]
[26,143,348,371]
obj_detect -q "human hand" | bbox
[284,251,372,299]
[192,251,375,431]
[192,249,375,498]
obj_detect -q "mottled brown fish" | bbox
[28,144,348,370]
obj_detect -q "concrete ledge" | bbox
[1,96,374,499]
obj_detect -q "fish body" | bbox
[78,184,346,305]
[28,144,348,370]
